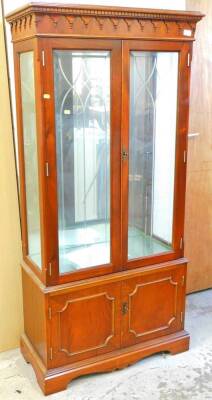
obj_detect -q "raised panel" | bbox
[59,293,115,356]
[48,282,121,367]
[122,264,186,347]
[129,277,178,337]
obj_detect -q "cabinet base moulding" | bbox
[20,330,190,395]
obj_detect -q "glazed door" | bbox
[121,41,190,270]
[42,39,122,284]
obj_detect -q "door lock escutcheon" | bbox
[122,149,128,161]
[122,302,129,315]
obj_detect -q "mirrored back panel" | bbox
[128,51,178,260]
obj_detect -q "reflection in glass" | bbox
[128,51,178,260]
[20,52,41,267]
[54,51,110,273]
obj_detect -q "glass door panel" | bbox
[20,52,42,268]
[53,50,110,274]
[128,51,178,260]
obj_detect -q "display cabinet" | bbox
[6,3,203,395]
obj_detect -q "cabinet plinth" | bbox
[6,2,203,395]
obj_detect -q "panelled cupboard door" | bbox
[48,282,121,367]
[121,265,186,348]
[121,41,191,270]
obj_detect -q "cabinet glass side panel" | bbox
[54,50,111,274]
[128,51,178,260]
[20,52,42,268]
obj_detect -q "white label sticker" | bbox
[64,109,71,115]
[183,29,192,37]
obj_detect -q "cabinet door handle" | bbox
[188,132,200,138]
[122,302,128,315]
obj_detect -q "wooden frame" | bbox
[6,3,203,395]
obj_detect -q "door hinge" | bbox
[122,149,128,161]
[45,162,49,177]
[49,347,53,360]
[48,307,52,320]
[41,50,45,66]
[121,302,128,315]
[181,275,185,286]
[187,52,191,67]
[180,311,184,323]
[48,262,52,276]
[180,237,184,250]
[183,150,187,163]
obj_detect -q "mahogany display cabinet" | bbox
[6,3,203,395]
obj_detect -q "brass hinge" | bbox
[181,275,185,286]
[183,150,187,163]
[122,149,128,161]
[121,302,128,315]
[48,307,52,320]
[180,237,184,250]
[180,311,184,324]
[48,262,52,276]
[45,162,49,177]
[49,347,53,360]
[187,53,191,67]
[41,50,45,66]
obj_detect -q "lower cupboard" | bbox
[21,258,189,394]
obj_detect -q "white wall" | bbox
[153,53,178,244]
[4,0,186,14]
[0,3,23,352]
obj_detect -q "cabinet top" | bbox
[6,2,204,43]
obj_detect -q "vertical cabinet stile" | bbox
[172,42,192,252]
[34,39,51,284]
[40,39,60,284]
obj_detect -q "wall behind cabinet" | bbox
[185,0,212,293]
[0,1,23,352]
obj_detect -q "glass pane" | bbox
[128,51,178,260]
[20,52,41,267]
[54,50,110,274]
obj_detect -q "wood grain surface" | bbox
[185,0,212,293]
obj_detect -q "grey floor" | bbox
[0,289,212,399]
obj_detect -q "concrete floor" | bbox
[0,289,212,399]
